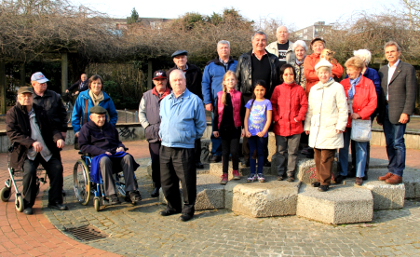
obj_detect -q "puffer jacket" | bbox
[266,41,296,64]
[271,82,308,136]
[235,50,280,98]
[340,76,377,128]
[6,103,63,170]
[159,89,207,148]
[216,90,242,129]
[71,90,118,133]
[202,57,237,105]
[304,79,348,149]
[168,63,203,99]
[303,53,344,96]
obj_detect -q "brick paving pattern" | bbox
[0,140,420,256]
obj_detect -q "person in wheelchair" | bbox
[6,87,68,215]
[78,106,142,204]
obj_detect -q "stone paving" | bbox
[1,140,420,256]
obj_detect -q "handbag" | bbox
[350,119,371,142]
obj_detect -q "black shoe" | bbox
[151,188,159,197]
[24,207,33,215]
[196,162,204,169]
[311,182,320,187]
[179,213,194,222]
[107,194,120,205]
[48,202,68,210]
[335,175,346,184]
[127,191,142,203]
[264,161,271,167]
[160,209,181,216]
[318,185,329,192]
[277,175,284,181]
[210,155,221,163]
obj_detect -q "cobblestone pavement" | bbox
[1,140,420,256]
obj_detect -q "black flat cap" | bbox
[171,50,188,58]
[18,86,33,95]
[90,106,107,114]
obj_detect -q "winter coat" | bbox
[303,53,344,96]
[266,41,296,64]
[293,59,307,90]
[159,89,207,149]
[216,90,243,129]
[138,87,171,143]
[340,76,377,128]
[235,50,280,98]
[33,89,67,132]
[304,79,348,149]
[6,103,63,170]
[167,63,203,99]
[202,57,237,105]
[78,120,125,157]
[71,90,118,133]
[271,82,308,137]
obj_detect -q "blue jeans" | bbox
[339,128,369,178]
[211,112,222,156]
[248,136,267,174]
[383,106,406,177]
[338,128,351,176]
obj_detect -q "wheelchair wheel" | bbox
[0,187,11,202]
[93,197,100,212]
[73,160,90,205]
[15,195,24,212]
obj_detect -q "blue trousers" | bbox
[248,136,267,174]
[339,128,368,178]
[383,105,406,177]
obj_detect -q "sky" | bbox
[71,0,401,30]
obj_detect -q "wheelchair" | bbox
[0,144,47,212]
[72,150,138,211]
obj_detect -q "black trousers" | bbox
[149,142,161,188]
[22,154,63,208]
[221,128,240,173]
[194,139,201,163]
[160,146,196,215]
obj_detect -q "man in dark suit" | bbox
[377,41,417,184]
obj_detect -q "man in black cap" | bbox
[167,50,204,169]
[138,70,171,197]
[6,87,68,215]
[78,106,142,204]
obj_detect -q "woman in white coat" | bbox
[304,60,348,192]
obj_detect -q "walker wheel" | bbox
[0,187,11,202]
[15,195,24,212]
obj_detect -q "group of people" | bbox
[5,25,416,222]
[141,26,417,222]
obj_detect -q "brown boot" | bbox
[355,177,363,186]
[385,174,402,185]
[378,172,393,181]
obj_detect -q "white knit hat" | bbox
[315,59,333,70]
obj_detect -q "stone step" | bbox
[296,183,374,225]
[208,162,273,176]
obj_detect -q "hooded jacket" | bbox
[266,41,296,64]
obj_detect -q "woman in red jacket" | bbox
[304,38,344,96]
[338,57,377,186]
[271,64,308,182]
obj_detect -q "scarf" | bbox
[89,90,104,106]
[348,75,361,100]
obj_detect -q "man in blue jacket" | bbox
[202,40,237,163]
[159,70,206,222]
